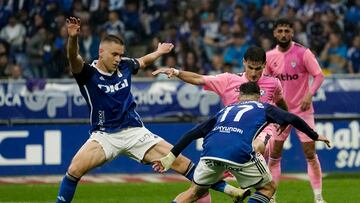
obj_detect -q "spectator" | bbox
[103,11,125,38]
[254,4,275,39]
[25,27,48,78]
[223,32,249,72]
[79,24,100,63]
[347,34,360,74]
[293,19,309,47]
[320,32,348,74]
[90,0,109,32]
[296,0,323,23]
[0,15,26,53]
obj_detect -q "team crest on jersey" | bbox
[291,60,297,68]
[260,89,265,96]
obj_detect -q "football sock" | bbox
[268,157,281,185]
[307,155,322,192]
[248,191,270,203]
[56,172,80,203]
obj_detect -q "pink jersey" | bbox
[265,42,323,115]
[203,72,283,106]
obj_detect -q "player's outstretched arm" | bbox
[152,67,206,85]
[66,17,84,74]
[152,116,216,173]
[266,105,331,147]
[137,43,174,69]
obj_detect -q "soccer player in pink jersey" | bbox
[264,18,326,203]
[152,46,288,155]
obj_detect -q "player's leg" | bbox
[232,153,275,203]
[268,126,291,185]
[56,134,108,203]
[296,115,325,203]
[173,182,210,203]
[142,138,249,201]
[248,181,276,203]
[173,158,225,203]
[253,131,272,155]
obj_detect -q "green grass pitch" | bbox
[0,173,359,203]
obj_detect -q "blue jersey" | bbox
[202,101,268,164]
[73,58,143,133]
[171,101,319,164]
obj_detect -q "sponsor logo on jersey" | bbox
[276,73,299,81]
[97,79,128,93]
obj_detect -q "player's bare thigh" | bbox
[143,140,191,174]
[68,140,107,178]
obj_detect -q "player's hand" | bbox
[152,152,176,173]
[317,134,331,148]
[300,92,312,111]
[156,43,174,54]
[152,67,177,78]
[66,17,81,37]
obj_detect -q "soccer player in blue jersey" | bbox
[154,82,330,203]
[55,17,249,203]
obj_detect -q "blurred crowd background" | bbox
[0,0,359,80]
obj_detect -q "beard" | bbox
[277,39,291,48]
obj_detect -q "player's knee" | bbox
[303,147,316,159]
[262,181,277,197]
[68,162,86,178]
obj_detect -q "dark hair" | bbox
[101,34,124,45]
[244,46,266,63]
[273,18,293,30]
[239,82,260,95]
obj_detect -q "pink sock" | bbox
[307,154,322,190]
[268,157,281,185]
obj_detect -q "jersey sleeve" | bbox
[73,63,96,85]
[171,116,217,157]
[203,73,230,96]
[120,58,140,75]
[264,52,273,75]
[265,104,319,140]
[303,49,323,76]
[303,49,324,95]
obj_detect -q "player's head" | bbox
[243,46,266,82]
[238,82,260,101]
[98,35,125,73]
[273,18,294,49]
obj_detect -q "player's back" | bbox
[201,101,268,164]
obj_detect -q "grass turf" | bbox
[0,173,359,203]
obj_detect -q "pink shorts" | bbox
[256,125,277,145]
[274,114,315,143]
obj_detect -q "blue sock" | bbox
[184,162,226,193]
[56,172,80,203]
[210,180,226,192]
[248,191,270,203]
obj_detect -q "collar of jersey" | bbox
[91,60,115,76]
